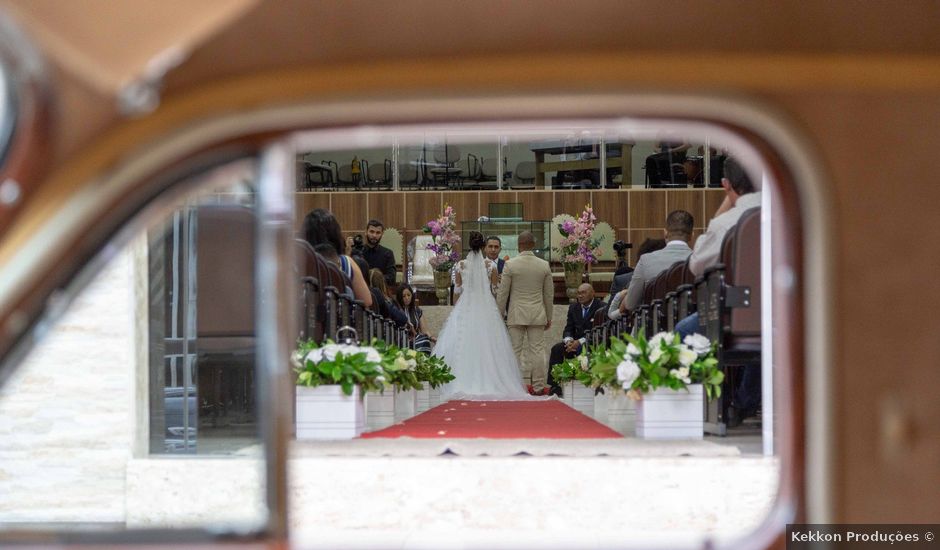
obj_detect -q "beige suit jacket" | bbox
[496,251,554,326]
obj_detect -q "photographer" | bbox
[612,239,633,276]
[360,219,397,287]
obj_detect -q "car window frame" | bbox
[0,94,829,547]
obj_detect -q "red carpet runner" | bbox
[361,400,622,439]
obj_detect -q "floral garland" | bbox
[554,204,603,269]
[424,204,461,273]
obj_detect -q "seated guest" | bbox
[608,238,666,319]
[675,157,762,426]
[615,209,694,317]
[548,283,606,396]
[302,208,373,308]
[369,269,408,327]
[394,284,435,353]
[605,269,633,315]
[606,240,641,315]
[311,243,353,297]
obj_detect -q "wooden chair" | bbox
[701,207,762,434]
[195,205,256,425]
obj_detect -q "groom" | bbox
[496,231,554,395]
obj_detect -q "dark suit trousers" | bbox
[547,341,578,391]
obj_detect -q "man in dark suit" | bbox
[547,283,606,396]
[484,235,506,274]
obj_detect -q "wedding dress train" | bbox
[433,251,537,400]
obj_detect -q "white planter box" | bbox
[295,385,364,440]
[562,381,595,418]
[605,390,636,436]
[415,387,431,414]
[365,390,395,432]
[428,386,442,409]
[594,390,609,423]
[636,384,704,440]
[394,387,417,422]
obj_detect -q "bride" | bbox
[433,231,534,400]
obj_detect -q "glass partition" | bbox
[298,145,395,191]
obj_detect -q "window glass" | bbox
[0,158,267,533]
[288,121,781,548]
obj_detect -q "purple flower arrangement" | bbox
[423,205,461,272]
[554,204,603,269]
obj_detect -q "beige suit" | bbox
[496,251,554,390]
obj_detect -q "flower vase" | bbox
[295,385,364,440]
[605,390,636,436]
[564,264,584,302]
[394,386,417,422]
[433,270,451,304]
[415,387,431,414]
[635,384,704,440]
[364,389,395,432]
[562,381,596,418]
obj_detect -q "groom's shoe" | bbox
[526,385,536,395]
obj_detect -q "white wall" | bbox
[0,246,136,524]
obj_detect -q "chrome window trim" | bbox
[256,144,294,539]
[0,93,832,546]
[0,8,50,207]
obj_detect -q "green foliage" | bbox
[415,352,455,388]
[586,331,724,401]
[370,338,455,391]
[550,350,594,387]
[294,337,456,396]
[370,339,422,391]
[294,339,385,395]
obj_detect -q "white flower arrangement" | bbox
[294,339,386,395]
[589,331,724,401]
[308,343,383,365]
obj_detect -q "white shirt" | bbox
[608,289,627,320]
[688,192,762,277]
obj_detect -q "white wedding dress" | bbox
[433,250,535,400]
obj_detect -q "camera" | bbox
[351,234,365,255]
[612,240,632,257]
[612,240,632,271]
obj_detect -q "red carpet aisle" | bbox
[361,400,622,439]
